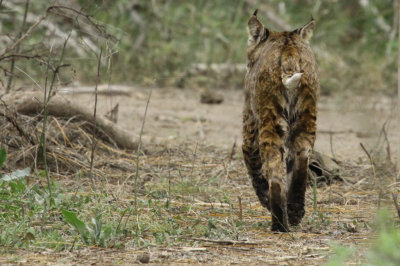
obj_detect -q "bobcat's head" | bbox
[246,10,316,90]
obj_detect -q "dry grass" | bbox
[0,106,397,264]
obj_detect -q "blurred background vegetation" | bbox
[0,0,398,95]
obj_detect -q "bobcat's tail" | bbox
[282,73,303,90]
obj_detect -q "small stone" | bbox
[200,90,224,104]
[137,253,150,264]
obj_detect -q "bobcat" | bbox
[242,10,319,232]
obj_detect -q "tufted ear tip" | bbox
[247,10,269,47]
[253,9,258,16]
[298,19,315,42]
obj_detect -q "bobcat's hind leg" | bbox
[287,114,316,226]
[269,176,289,232]
[287,147,309,226]
[259,133,289,232]
[242,107,270,210]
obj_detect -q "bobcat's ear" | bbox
[295,18,315,42]
[247,10,268,46]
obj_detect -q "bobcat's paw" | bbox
[287,203,305,226]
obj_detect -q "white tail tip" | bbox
[283,73,303,90]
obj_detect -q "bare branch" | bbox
[0,10,48,60]
[6,0,30,93]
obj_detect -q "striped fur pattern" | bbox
[243,10,319,232]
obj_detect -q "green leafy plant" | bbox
[366,210,400,265]
[62,209,89,244]
[324,243,355,266]
[62,209,113,247]
[325,210,400,265]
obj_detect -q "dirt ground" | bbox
[1,86,398,265]
[66,86,398,160]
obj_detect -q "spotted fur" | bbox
[243,11,319,232]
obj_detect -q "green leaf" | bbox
[0,148,6,167]
[93,215,103,240]
[62,209,89,244]
[9,179,26,194]
[86,224,95,244]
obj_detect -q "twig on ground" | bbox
[186,237,260,246]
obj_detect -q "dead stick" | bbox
[89,47,102,189]
[229,137,237,161]
[380,122,392,163]
[392,193,400,218]
[238,196,243,222]
[187,237,259,245]
[360,143,374,171]
[360,143,382,208]
[116,209,127,232]
[359,142,377,181]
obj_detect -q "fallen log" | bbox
[189,63,246,75]
[58,85,132,96]
[1,91,138,150]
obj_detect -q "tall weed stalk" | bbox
[89,47,103,189]
[133,88,152,241]
[41,33,70,204]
